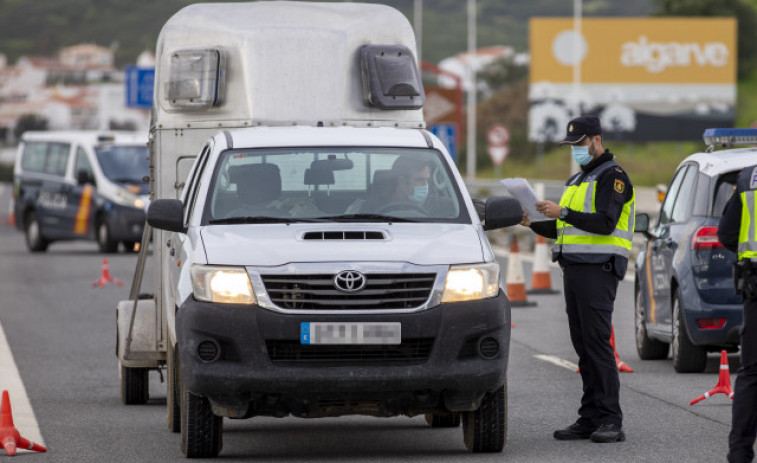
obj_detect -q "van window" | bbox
[712,171,739,217]
[671,165,697,223]
[204,147,468,224]
[21,142,70,177]
[658,165,687,226]
[94,145,149,184]
[75,147,93,179]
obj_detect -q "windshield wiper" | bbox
[208,216,330,224]
[320,214,417,223]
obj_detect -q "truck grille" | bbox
[266,338,434,365]
[260,273,436,310]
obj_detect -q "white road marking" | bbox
[534,354,579,372]
[0,321,45,449]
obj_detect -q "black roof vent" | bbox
[302,231,386,241]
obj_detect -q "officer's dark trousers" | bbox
[729,295,757,463]
[563,263,623,427]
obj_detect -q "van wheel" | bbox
[181,382,223,458]
[120,364,149,405]
[462,383,507,452]
[25,212,49,252]
[672,291,707,373]
[167,343,181,433]
[97,220,118,253]
[425,412,461,427]
[635,285,669,360]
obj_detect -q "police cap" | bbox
[562,116,602,145]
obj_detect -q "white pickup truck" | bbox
[117,2,522,458]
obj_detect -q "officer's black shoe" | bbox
[553,423,597,440]
[590,424,626,443]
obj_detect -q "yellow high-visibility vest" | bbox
[738,166,757,261]
[554,161,635,263]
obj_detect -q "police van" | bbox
[13,131,149,252]
[116,2,522,457]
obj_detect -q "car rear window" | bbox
[712,171,739,217]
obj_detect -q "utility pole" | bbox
[571,0,582,176]
[466,0,477,180]
[414,0,423,63]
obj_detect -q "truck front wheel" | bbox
[180,383,223,458]
[462,383,507,452]
[167,343,180,433]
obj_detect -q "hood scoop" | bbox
[301,231,387,241]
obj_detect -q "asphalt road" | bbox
[0,189,742,462]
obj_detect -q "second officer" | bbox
[522,116,635,443]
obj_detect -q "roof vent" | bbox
[302,231,386,241]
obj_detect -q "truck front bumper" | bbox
[176,291,510,417]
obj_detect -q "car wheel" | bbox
[462,382,507,453]
[167,342,181,433]
[425,412,461,428]
[672,290,707,373]
[24,212,49,252]
[120,364,149,405]
[635,284,669,360]
[180,380,223,458]
[97,219,118,253]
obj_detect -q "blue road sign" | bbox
[125,66,155,108]
[429,123,458,164]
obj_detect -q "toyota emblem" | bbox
[333,270,366,292]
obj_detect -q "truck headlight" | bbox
[441,263,500,303]
[191,265,256,305]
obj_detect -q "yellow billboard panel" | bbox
[530,18,736,84]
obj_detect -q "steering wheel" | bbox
[375,201,428,216]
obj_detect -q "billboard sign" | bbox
[529,18,737,142]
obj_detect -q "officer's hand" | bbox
[520,212,531,227]
[536,200,562,219]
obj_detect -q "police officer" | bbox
[718,164,757,463]
[522,116,634,443]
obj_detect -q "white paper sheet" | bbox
[500,178,551,222]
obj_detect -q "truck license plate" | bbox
[300,322,401,345]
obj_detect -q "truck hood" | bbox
[199,223,485,266]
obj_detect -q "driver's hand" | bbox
[520,212,531,227]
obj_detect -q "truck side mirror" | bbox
[76,169,94,186]
[147,199,186,233]
[483,197,523,231]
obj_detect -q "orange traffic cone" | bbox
[92,258,124,288]
[611,325,633,373]
[0,390,46,456]
[690,350,733,405]
[528,235,559,295]
[505,235,536,308]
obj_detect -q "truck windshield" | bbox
[204,147,469,224]
[94,145,149,185]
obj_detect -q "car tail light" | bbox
[696,318,726,330]
[691,226,724,251]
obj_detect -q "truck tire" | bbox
[425,413,460,428]
[120,364,149,405]
[672,291,707,373]
[180,384,222,458]
[167,343,181,433]
[24,212,49,252]
[462,383,507,453]
[97,219,118,253]
[635,285,669,360]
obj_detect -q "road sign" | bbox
[429,123,458,163]
[125,66,155,109]
[487,124,510,147]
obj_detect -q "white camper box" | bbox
[118,2,520,458]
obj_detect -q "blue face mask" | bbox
[571,143,593,166]
[409,185,429,203]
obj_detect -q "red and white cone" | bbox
[505,235,536,308]
[0,390,46,456]
[92,258,124,288]
[690,350,733,405]
[528,235,559,294]
[611,325,633,373]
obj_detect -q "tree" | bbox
[14,114,48,140]
[654,0,757,78]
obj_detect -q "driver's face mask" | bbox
[409,185,429,203]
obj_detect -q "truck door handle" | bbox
[170,248,175,256]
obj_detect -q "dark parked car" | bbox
[634,129,755,373]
